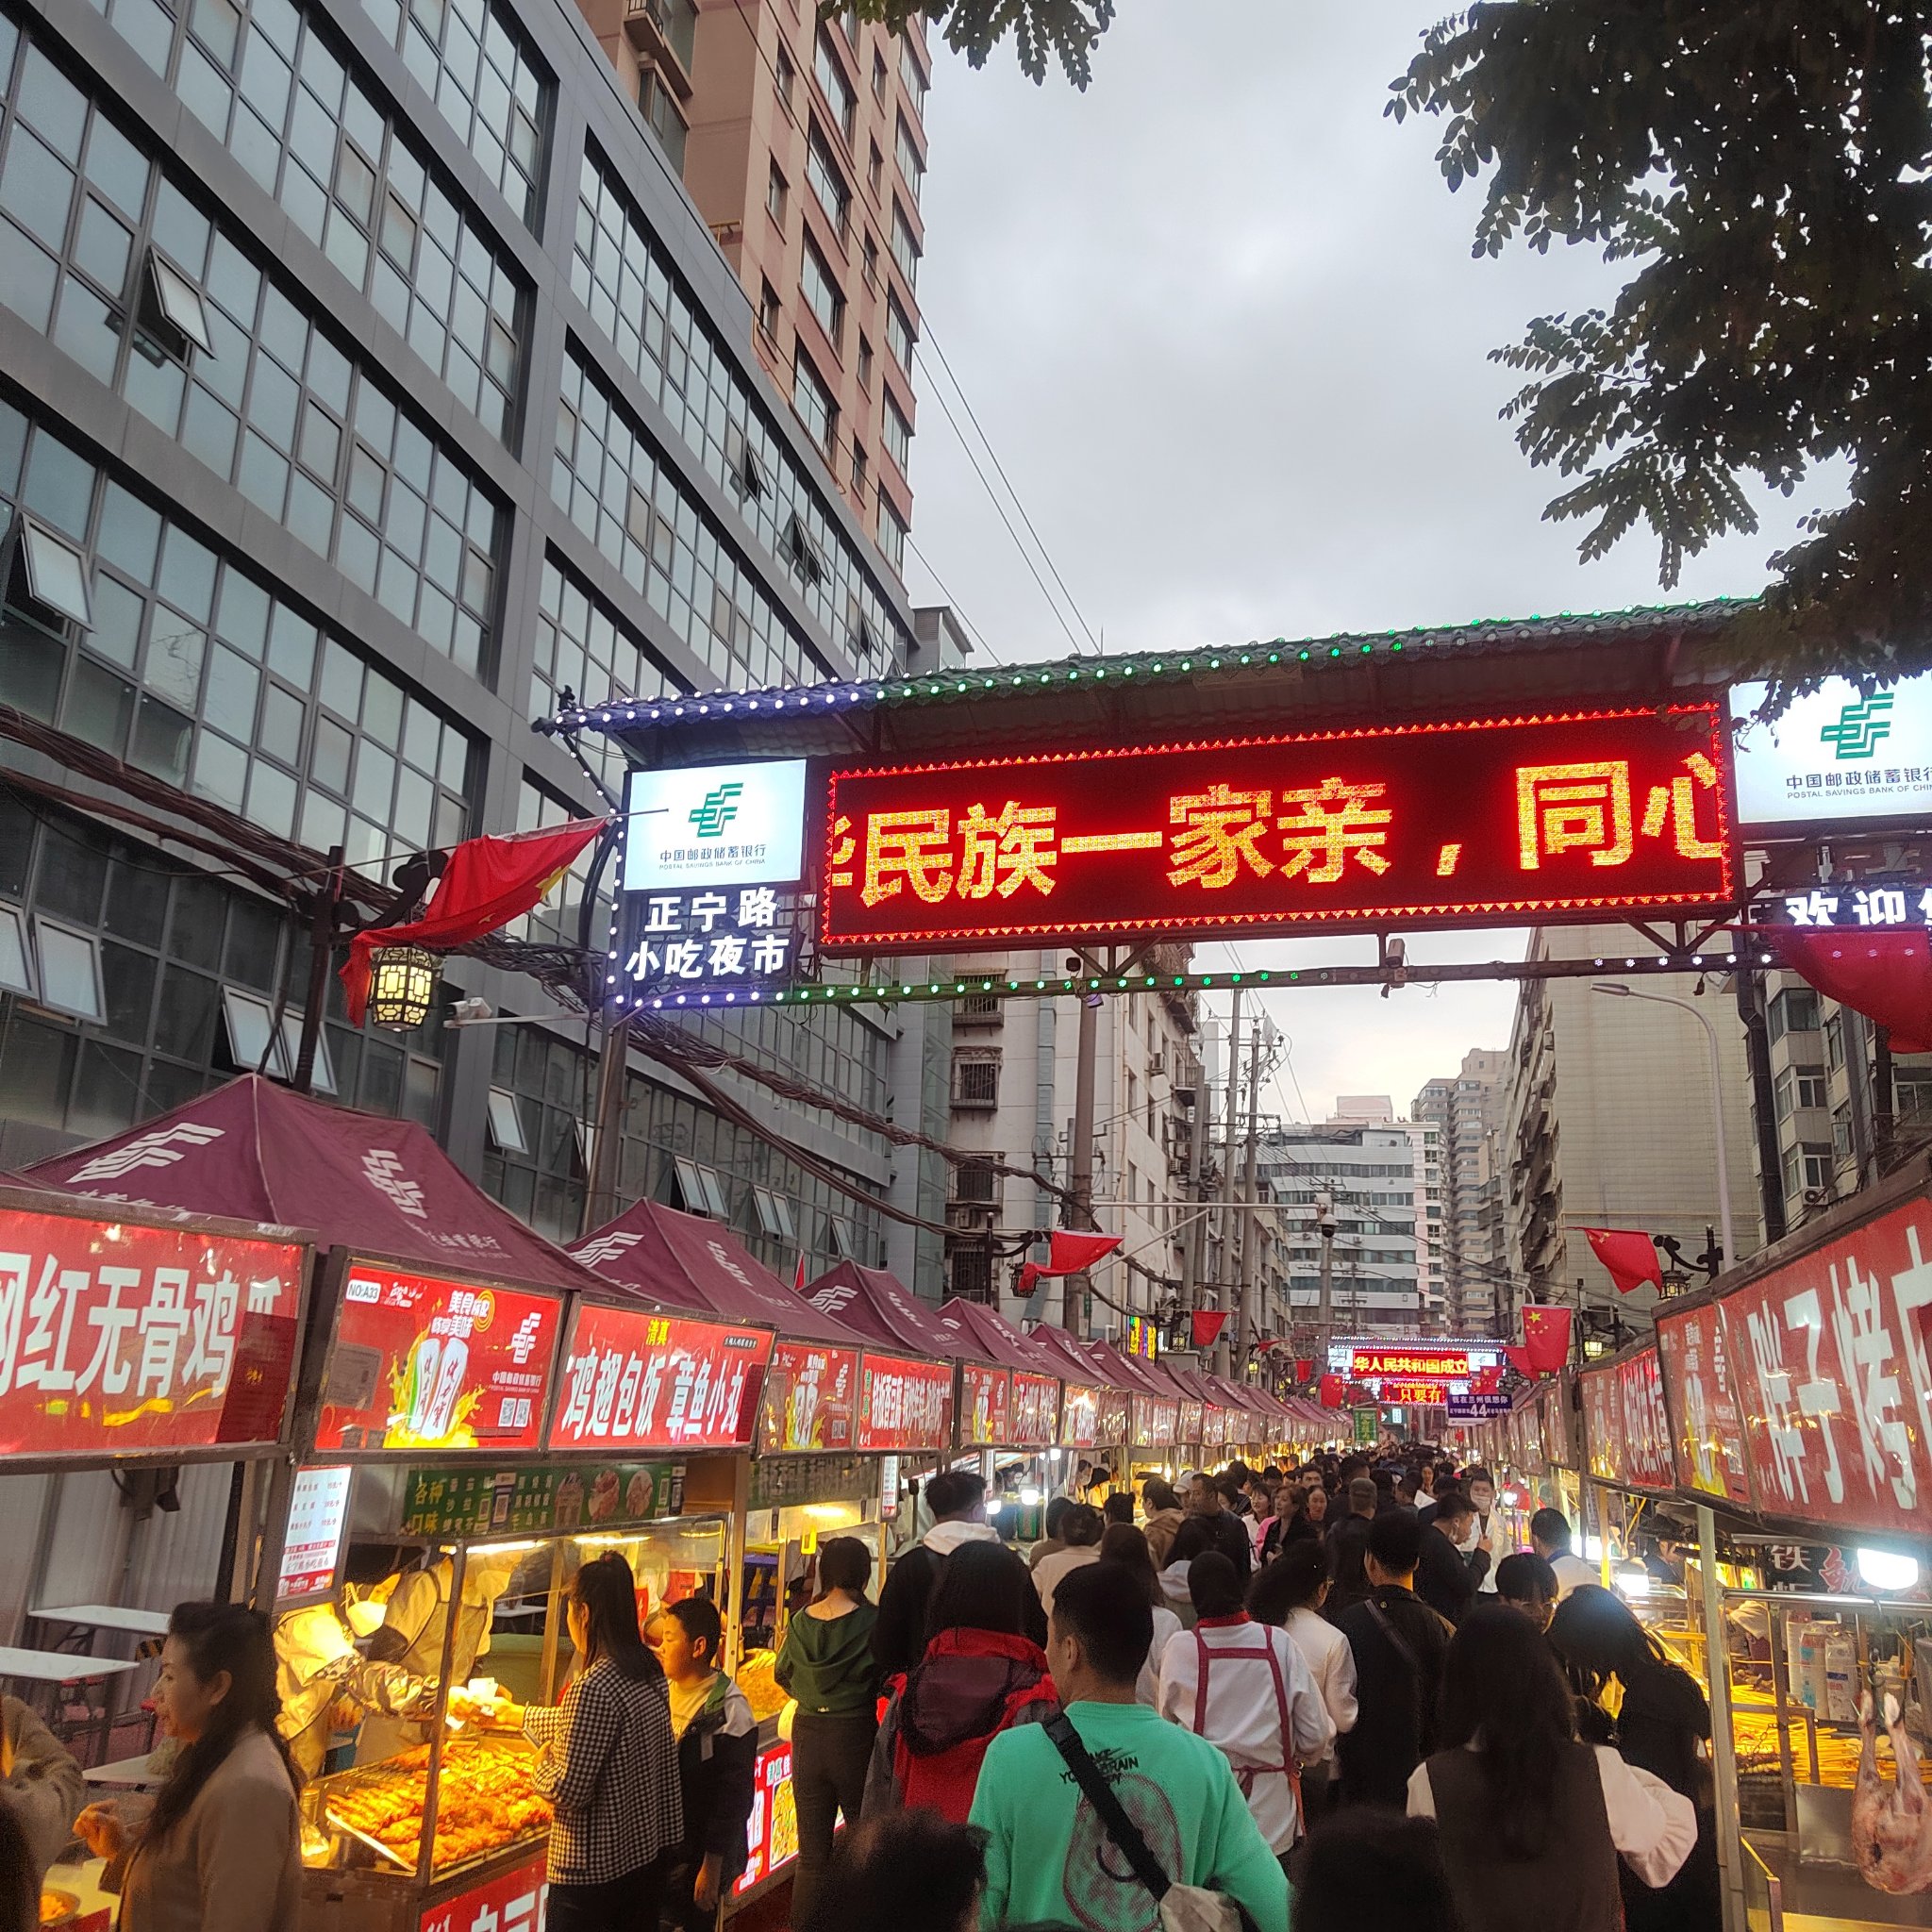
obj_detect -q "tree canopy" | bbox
[1391,3,1932,698]
[843,0,1113,88]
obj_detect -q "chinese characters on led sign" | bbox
[820,708,1736,952]
[1776,880,1932,929]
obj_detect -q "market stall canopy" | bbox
[25,1074,610,1295]
[572,1200,865,1344]
[1027,1322,1132,1395]
[936,1298,1070,1380]
[805,1262,988,1362]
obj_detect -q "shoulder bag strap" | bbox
[1365,1600,1422,1677]
[1043,1711,1172,1904]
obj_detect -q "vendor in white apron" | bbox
[1157,1551,1334,1856]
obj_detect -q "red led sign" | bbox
[819,707,1735,952]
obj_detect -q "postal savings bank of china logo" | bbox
[689,783,744,839]
[1821,693,1894,761]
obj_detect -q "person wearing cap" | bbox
[1324,1478,1380,1620]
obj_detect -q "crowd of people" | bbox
[0,1445,1717,1932]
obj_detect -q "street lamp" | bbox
[367,945,440,1030]
[1591,983,1736,1269]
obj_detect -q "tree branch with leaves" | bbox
[838,0,1115,87]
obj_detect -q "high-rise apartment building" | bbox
[577,0,924,567]
[0,0,926,1284]
[1501,926,1762,1333]
[1414,1047,1507,1336]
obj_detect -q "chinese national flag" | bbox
[1504,1344,1540,1380]
[1522,1305,1574,1374]
[1317,1372,1345,1408]
[1192,1309,1230,1350]
[1294,1357,1314,1382]
[341,819,608,1025]
[1471,1364,1504,1394]
[1770,929,1932,1054]
[1583,1228,1662,1295]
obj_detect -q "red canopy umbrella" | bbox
[27,1074,608,1295]
[571,1201,864,1344]
[804,1261,986,1361]
[937,1298,1070,1380]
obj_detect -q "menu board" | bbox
[0,1205,306,1456]
[277,1464,352,1602]
[1721,1191,1932,1539]
[770,1341,858,1454]
[1657,1301,1756,1507]
[549,1306,772,1453]
[959,1362,1012,1446]
[318,1262,559,1452]
[1613,1347,1675,1491]
[855,1353,954,1452]
[420,1854,544,1932]
[1011,1371,1059,1447]
[1059,1382,1101,1448]
[402,1460,684,1536]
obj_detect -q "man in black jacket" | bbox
[1333,1511,1454,1807]
[1324,1476,1380,1617]
[1169,1471,1254,1581]
[873,1469,1045,1677]
[1413,1489,1482,1624]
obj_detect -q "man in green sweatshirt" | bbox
[968,1562,1290,1932]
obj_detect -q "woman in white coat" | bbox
[1094,1524,1181,1706]
[1247,1541,1357,1817]
[1158,1552,1334,1859]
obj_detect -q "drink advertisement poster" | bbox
[771,1341,858,1453]
[0,1206,306,1457]
[959,1361,1012,1446]
[317,1262,560,1452]
[550,1306,773,1453]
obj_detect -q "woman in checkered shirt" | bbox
[511,1554,683,1930]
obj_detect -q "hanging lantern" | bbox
[367,945,439,1030]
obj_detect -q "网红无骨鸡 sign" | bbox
[817,706,1737,953]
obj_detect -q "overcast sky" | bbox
[904,1,1828,1123]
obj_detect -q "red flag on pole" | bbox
[1768,929,1932,1054]
[1582,1228,1662,1295]
[1192,1309,1230,1350]
[1504,1344,1540,1380]
[792,1254,808,1294]
[1522,1305,1574,1374]
[341,819,608,1025]
[1317,1371,1345,1407]
[1017,1227,1124,1302]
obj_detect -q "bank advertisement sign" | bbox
[622,760,808,891]
[1730,675,1932,829]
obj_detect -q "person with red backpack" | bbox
[862,1541,1057,1824]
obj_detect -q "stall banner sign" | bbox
[1612,1346,1675,1491]
[276,1464,352,1601]
[1353,1406,1379,1446]
[1537,1378,1574,1469]
[419,1854,544,1932]
[1010,1370,1059,1447]
[771,1341,858,1454]
[820,706,1736,952]
[0,1208,306,1457]
[959,1361,1012,1446]
[402,1460,684,1537]
[549,1306,772,1453]
[1721,1192,1932,1539]
[1352,1346,1469,1380]
[1446,1391,1512,1421]
[1097,1386,1132,1444]
[1656,1301,1757,1507]
[1201,1405,1226,1452]
[1380,1376,1456,1407]
[856,1353,954,1452]
[1059,1382,1101,1449]
[1177,1396,1205,1443]
[736,1737,800,1895]
[1581,1366,1623,1482]
[1132,1392,1178,1449]
[318,1263,559,1452]
[1124,1313,1159,1360]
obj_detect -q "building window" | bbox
[814,31,857,142]
[486,1086,527,1153]
[15,518,92,627]
[1784,1141,1833,1199]
[31,917,105,1022]
[886,295,915,372]
[0,906,29,995]
[883,396,911,475]
[872,49,888,100]
[857,335,874,391]
[1767,986,1822,1042]
[900,39,928,114]
[828,1213,858,1259]
[753,1184,796,1240]
[792,348,837,455]
[867,142,883,198]
[143,249,215,355]
[862,233,880,290]
[726,423,769,501]
[640,69,689,171]
[783,511,827,587]
[1824,1012,1845,1071]
[879,497,907,574]
[895,114,924,202]
[951,1158,1000,1207]
[774,42,796,112]
[758,277,782,342]
[1774,1062,1827,1120]
[220,987,335,1092]
[953,1052,999,1108]
[950,1244,993,1301]
[850,438,867,502]
[766,158,788,225]
[806,127,850,237]
[891,202,921,287]
[674,1155,730,1218]
[800,237,845,349]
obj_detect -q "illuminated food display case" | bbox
[284,1254,774,1932]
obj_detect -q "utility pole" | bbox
[1178,1073,1206,1343]
[1213,990,1244,1374]
[1314,1187,1338,1367]
[582,1009,631,1237]
[291,846,342,1094]
[1235,1023,1264,1369]
[1063,988,1100,1340]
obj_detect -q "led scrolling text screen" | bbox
[818,708,1738,952]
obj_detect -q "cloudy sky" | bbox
[904,1,1827,1122]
